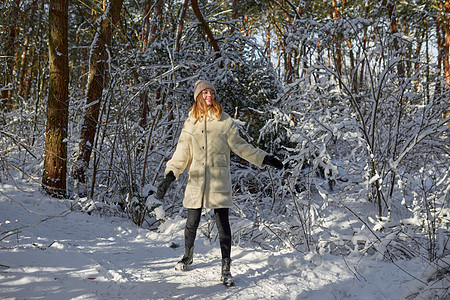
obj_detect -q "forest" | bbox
[1,0,449,298]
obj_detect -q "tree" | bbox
[191,0,221,59]
[73,0,123,193]
[42,0,69,197]
[174,0,190,55]
[142,0,165,52]
[1,0,20,111]
[441,0,450,117]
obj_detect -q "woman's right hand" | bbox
[263,155,284,170]
[156,171,176,199]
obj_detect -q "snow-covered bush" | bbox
[243,15,450,259]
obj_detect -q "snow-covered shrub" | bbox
[246,15,450,259]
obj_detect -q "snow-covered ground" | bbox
[0,180,447,300]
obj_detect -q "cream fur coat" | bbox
[164,111,267,208]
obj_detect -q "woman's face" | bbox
[202,89,215,106]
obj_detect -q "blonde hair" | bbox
[190,92,223,122]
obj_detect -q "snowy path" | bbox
[0,183,426,299]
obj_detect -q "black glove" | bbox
[263,155,283,170]
[156,171,176,199]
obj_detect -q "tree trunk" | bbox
[264,22,271,60]
[346,39,356,91]
[139,90,149,128]
[437,16,443,94]
[444,0,450,118]
[191,0,221,59]
[359,2,370,91]
[18,35,30,99]
[443,0,450,86]
[384,0,405,77]
[148,0,164,47]
[1,0,20,110]
[285,48,293,83]
[73,0,124,189]
[174,0,190,54]
[414,22,426,91]
[331,0,342,77]
[42,0,69,197]
[17,1,38,102]
[141,0,152,52]
[231,0,239,33]
[142,0,165,52]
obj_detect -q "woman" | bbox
[156,80,283,286]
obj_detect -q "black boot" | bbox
[221,258,234,287]
[175,246,194,271]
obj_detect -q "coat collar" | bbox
[189,110,222,123]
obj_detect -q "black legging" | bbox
[185,208,232,259]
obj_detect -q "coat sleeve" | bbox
[165,121,192,179]
[226,121,268,169]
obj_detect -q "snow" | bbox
[0,181,446,300]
